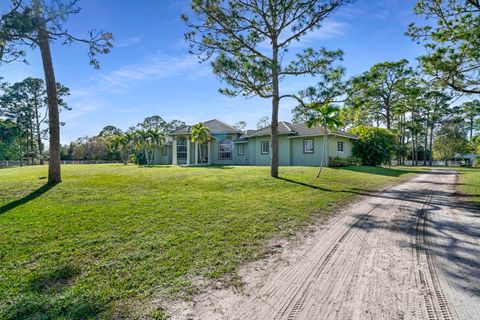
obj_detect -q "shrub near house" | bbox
[350,126,396,166]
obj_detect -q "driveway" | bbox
[171,170,480,320]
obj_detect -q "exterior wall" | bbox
[328,136,354,159]
[247,135,291,166]
[291,135,354,166]
[291,136,323,166]
[153,145,172,165]
[210,134,247,165]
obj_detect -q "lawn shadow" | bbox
[0,183,54,215]
[3,264,104,319]
[182,165,235,169]
[277,177,336,192]
[337,166,429,177]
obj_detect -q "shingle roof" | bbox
[245,121,358,139]
[169,119,243,135]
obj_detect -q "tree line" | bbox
[59,116,185,165]
[2,0,480,182]
[0,77,70,165]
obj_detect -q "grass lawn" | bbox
[0,165,421,319]
[456,167,480,209]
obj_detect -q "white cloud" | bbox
[284,20,349,48]
[96,52,206,92]
[115,36,143,48]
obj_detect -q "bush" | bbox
[473,156,480,168]
[329,156,362,167]
[350,126,396,166]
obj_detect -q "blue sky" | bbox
[1,0,426,143]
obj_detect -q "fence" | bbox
[0,160,122,168]
[391,160,469,167]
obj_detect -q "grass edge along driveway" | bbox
[0,165,423,319]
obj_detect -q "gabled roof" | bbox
[245,121,358,139]
[169,119,243,135]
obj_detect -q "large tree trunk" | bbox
[386,105,391,129]
[270,45,280,178]
[37,17,61,183]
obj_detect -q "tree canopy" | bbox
[407,0,480,94]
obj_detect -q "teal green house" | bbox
[153,119,357,166]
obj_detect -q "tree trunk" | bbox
[423,131,428,166]
[386,105,391,129]
[30,118,35,165]
[34,96,44,165]
[317,129,327,178]
[270,44,280,178]
[37,15,61,183]
[429,122,434,166]
[199,142,203,165]
[469,117,474,141]
[19,137,23,167]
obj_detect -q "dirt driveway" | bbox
[170,170,479,320]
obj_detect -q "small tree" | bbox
[305,103,343,177]
[190,122,211,165]
[183,0,353,177]
[256,116,270,130]
[350,126,396,166]
[1,1,112,183]
[233,121,247,131]
[433,122,469,166]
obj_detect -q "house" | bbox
[153,119,358,166]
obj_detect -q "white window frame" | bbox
[237,143,245,156]
[218,140,233,160]
[177,139,187,159]
[162,146,168,156]
[303,139,314,154]
[337,141,344,153]
[261,141,269,154]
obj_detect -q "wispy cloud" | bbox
[97,52,205,92]
[115,36,143,48]
[285,20,349,48]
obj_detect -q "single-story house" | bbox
[153,119,358,166]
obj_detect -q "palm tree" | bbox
[146,129,164,165]
[306,103,344,177]
[190,122,211,165]
[134,129,164,166]
[110,134,132,165]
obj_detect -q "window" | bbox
[261,141,269,154]
[237,143,245,156]
[162,146,167,156]
[304,139,314,154]
[337,141,344,152]
[219,140,233,160]
[177,139,187,159]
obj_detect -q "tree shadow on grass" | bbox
[2,265,104,320]
[337,166,430,177]
[0,183,54,215]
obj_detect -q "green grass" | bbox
[0,165,419,319]
[456,167,480,209]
